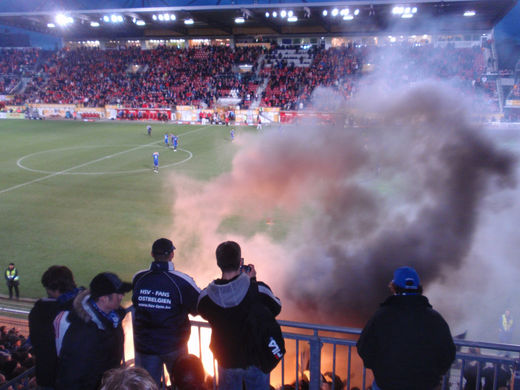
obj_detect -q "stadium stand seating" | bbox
[0,43,499,113]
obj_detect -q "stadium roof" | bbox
[0,0,516,40]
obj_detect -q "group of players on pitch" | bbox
[147,125,179,174]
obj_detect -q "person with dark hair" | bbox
[357,266,456,390]
[197,241,282,390]
[5,263,19,299]
[99,366,158,390]
[29,265,82,390]
[54,272,132,390]
[132,238,201,386]
[173,354,206,390]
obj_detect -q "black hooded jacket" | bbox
[357,294,456,390]
[197,273,281,369]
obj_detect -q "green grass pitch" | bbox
[0,119,251,299]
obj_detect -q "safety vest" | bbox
[502,314,513,332]
[5,268,19,281]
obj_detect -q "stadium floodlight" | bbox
[117,15,123,22]
[135,20,146,26]
[401,13,413,18]
[103,15,110,22]
[90,21,100,27]
[412,7,417,13]
[280,10,287,18]
[235,16,245,23]
[164,14,170,21]
[184,18,194,25]
[288,10,293,17]
[158,14,164,21]
[47,23,56,28]
[322,10,328,16]
[170,14,176,20]
[464,10,476,17]
[152,14,157,20]
[331,8,339,17]
[287,16,298,22]
[343,14,354,20]
[354,9,360,16]
[55,14,73,26]
[272,11,278,17]
[265,11,270,18]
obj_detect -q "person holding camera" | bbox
[197,241,281,390]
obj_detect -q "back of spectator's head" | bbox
[391,266,423,295]
[173,354,206,390]
[41,265,77,294]
[100,366,158,390]
[151,238,175,261]
[216,241,241,272]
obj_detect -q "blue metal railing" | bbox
[2,310,520,390]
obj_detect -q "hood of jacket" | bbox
[205,273,250,308]
[72,289,108,330]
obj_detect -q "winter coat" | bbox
[28,288,82,387]
[54,290,126,390]
[357,294,455,390]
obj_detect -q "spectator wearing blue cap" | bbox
[357,266,456,390]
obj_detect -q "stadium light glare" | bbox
[322,10,328,16]
[272,11,278,17]
[152,14,157,20]
[235,16,245,23]
[265,11,270,18]
[331,8,339,17]
[158,14,164,21]
[343,14,354,20]
[288,10,294,17]
[55,14,73,26]
[170,14,176,20]
[287,16,298,22]
[354,9,360,16]
[464,10,476,17]
[117,15,123,22]
[47,23,56,28]
[103,15,109,22]
[90,21,100,27]
[281,10,287,18]
[401,13,413,18]
[136,20,146,26]
[184,18,194,25]
[412,7,417,13]
[164,14,170,21]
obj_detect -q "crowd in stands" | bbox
[0,42,505,115]
[0,326,33,385]
[0,48,40,94]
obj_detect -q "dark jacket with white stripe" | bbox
[197,273,281,369]
[132,261,200,355]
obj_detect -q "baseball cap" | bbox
[152,238,175,256]
[90,272,132,299]
[392,266,420,290]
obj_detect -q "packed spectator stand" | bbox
[0,41,502,116]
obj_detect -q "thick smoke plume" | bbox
[168,81,516,335]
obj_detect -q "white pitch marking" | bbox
[2,125,210,195]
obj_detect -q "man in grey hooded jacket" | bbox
[197,241,281,390]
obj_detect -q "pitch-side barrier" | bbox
[2,307,520,390]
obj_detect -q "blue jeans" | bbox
[218,365,269,390]
[135,346,188,386]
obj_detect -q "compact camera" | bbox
[240,265,252,273]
